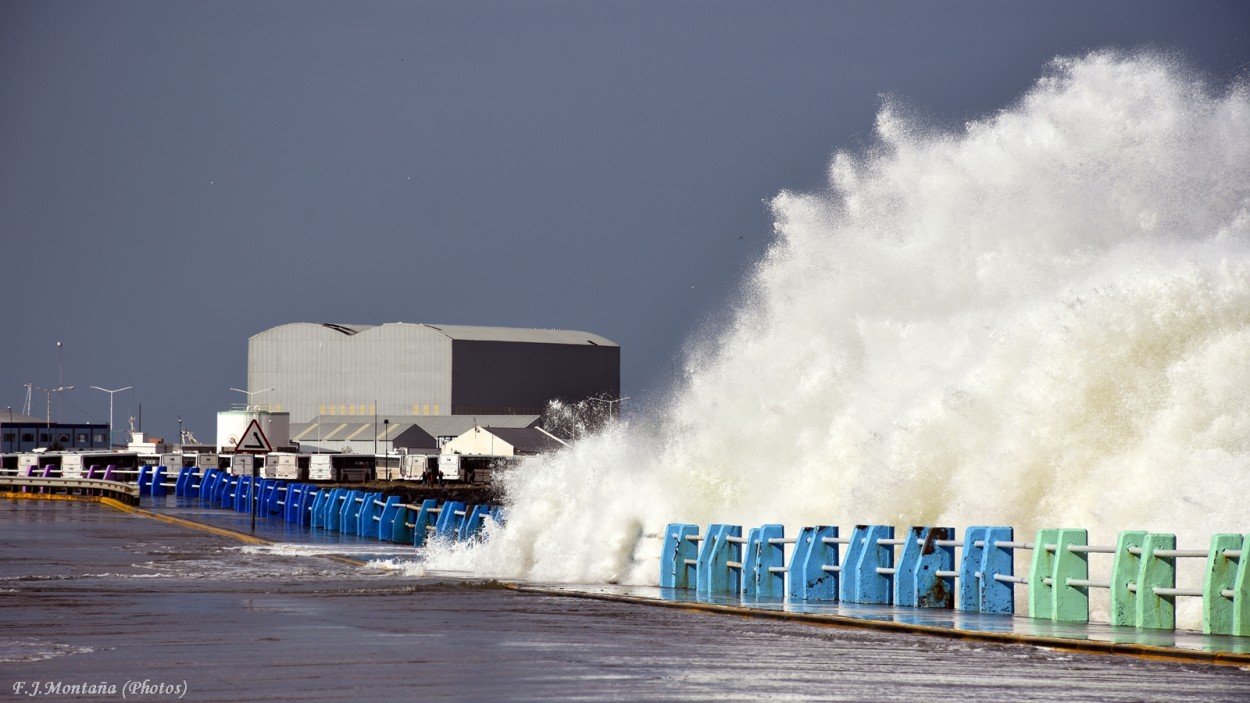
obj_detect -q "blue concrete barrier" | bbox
[174,467,196,497]
[841,524,894,604]
[325,488,347,531]
[411,499,441,547]
[297,485,319,526]
[151,466,168,497]
[660,523,700,590]
[358,492,384,538]
[910,527,955,608]
[309,488,332,529]
[459,505,492,541]
[696,524,742,597]
[435,501,467,540]
[788,525,839,601]
[376,496,403,541]
[743,524,785,600]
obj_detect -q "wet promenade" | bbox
[2,498,1249,701]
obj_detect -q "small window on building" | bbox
[22,433,34,442]
[58,433,70,444]
[39,433,49,443]
[2,432,13,443]
[94,433,106,443]
[76,433,88,443]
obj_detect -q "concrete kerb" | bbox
[503,583,1250,668]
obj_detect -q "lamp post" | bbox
[588,395,630,420]
[229,387,273,411]
[56,341,63,422]
[91,385,133,448]
[33,384,74,428]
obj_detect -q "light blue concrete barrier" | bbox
[841,525,894,604]
[788,525,839,601]
[743,524,785,600]
[910,527,955,608]
[696,524,742,597]
[660,523,700,590]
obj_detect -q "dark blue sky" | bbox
[2,1,1248,442]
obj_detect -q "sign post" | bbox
[233,419,273,533]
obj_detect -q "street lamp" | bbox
[588,396,630,420]
[229,387,273,411]
[91,385,133,448]
[56,341,69,422]
[33,384,74,427]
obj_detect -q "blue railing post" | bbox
[753,524,786,600]
[660,523,699,589]
[840,525,893,604]
[911,526,955,608]
[789,525,840,601]
[696,524,742,598]
[978,526,1015,614]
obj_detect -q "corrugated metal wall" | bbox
[249,323,453,422]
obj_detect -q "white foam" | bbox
[427,52,1250,628]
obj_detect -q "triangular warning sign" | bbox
[234,419,273,453]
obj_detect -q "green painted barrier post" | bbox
[1137,533,1177,630]
[1203,533,1244,635]
[1052,528,1090,622]
[1028,528,1059,620]
[1110,530,1147,627]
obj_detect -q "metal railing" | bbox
[660,521,1249,636]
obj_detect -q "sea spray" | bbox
[423,52,1250,624]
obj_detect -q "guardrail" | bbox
[182,468,499,546]
[0,476,140,505]
[660,522,1250,637]
[4,466,500,548]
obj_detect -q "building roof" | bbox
[484,426,566,454]
[1,412,46,425]
[290,415,540,446]
[255,322,617,347]
[422,324,617,347]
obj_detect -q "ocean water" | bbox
[4,499,1250,702]
[422,52,1250,631]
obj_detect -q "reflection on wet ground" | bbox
[2,499,1248,702]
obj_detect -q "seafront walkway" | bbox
[4,476,1249,668]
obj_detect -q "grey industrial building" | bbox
[247,322,619,454]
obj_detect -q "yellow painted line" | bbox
[5,492,371,563]
[2,492,118,505]
[505,585,1250,668]
[96,497,273,545]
